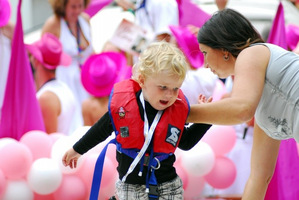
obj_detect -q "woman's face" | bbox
[139,71,183,111]
[199,43,233,78]
[65,0,85,22]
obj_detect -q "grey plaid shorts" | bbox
[114,175,184,200]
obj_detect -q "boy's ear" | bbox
[138,74,145,87]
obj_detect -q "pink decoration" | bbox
[0,0,45,140]
[53,175,87,200]
[34,193,54,200]
[183,175,205,199]
[265,139,299,200]
[212,79,226,101]
[204,156,236,189]
[176,0,211,28]
[174,160,189,190]
[202,125,236,156]
[20,130,52,160]
[48,132,65,144]
[84,0,113,18]
[0,169,6,198]
[0,142,33,180]
[75,153,117,199]
[267,2,287,49]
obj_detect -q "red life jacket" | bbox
[109,79,189,154]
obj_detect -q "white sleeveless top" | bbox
[254,43,299,142]
[57,16,93,133]
[37,79,76,135]
[0,31,11,118]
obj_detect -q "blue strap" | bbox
[89,138,116,200]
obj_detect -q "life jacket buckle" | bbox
[151,157,160,170]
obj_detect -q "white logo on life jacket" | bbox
[166,126,181,147]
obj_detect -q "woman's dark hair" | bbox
[198,8,264,57]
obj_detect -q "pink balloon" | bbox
[53,175,87,200]
[212,79,226,101]
[174,160,189,189]
[183,175,205,199]
[48,132,65,144]
[204,156,237,189]
[34,193,54,200]
[0,169,7,198]
[0,142,33,180]
[202,125,236,156]
[75,153,117,199]
[20,130,52,160]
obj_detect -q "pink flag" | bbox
[0,0,45,140]
[265,4,299,200]
[84,0,113,18]
[176,0,211,28]
[265,139,299,200]
[267,2,287,49]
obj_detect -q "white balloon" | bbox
[51,136,85,174]
[69,126,91,142]
[0,138,17,151]
[181,141,215,176]
[27,158,62,195]
[2,179,33,200]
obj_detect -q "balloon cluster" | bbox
[0,127,117,200]
[0,124,237,200]
[175,125,237,198]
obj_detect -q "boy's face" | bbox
[140,71,183,111]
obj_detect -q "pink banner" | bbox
[267,2,287,49]
[84,0,113,18]
[176,0,211,28]
[0,0,45,140]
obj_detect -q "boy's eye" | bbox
[159,86,167,90]
[202,51,207,56]
[173,88,179,92]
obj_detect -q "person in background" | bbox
[115,0,178,42]
[0,0,14,119]
[286,23,299,54]
[215,0,228,10]
[102,0,179,66]
[188,9,299,200]
[62,41,212,200]
[26,33,76,135]
[81,51,132,126]
[42,0,94,134]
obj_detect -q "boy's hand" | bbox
[198,94,213,104]
[62,148,81,169]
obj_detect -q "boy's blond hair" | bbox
[132,41,189,83]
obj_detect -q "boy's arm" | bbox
[178,94,213,150]
[178,123,211,150]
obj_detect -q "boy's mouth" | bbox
[160,100,168,105]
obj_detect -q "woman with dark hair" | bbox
[188,8,299,199]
